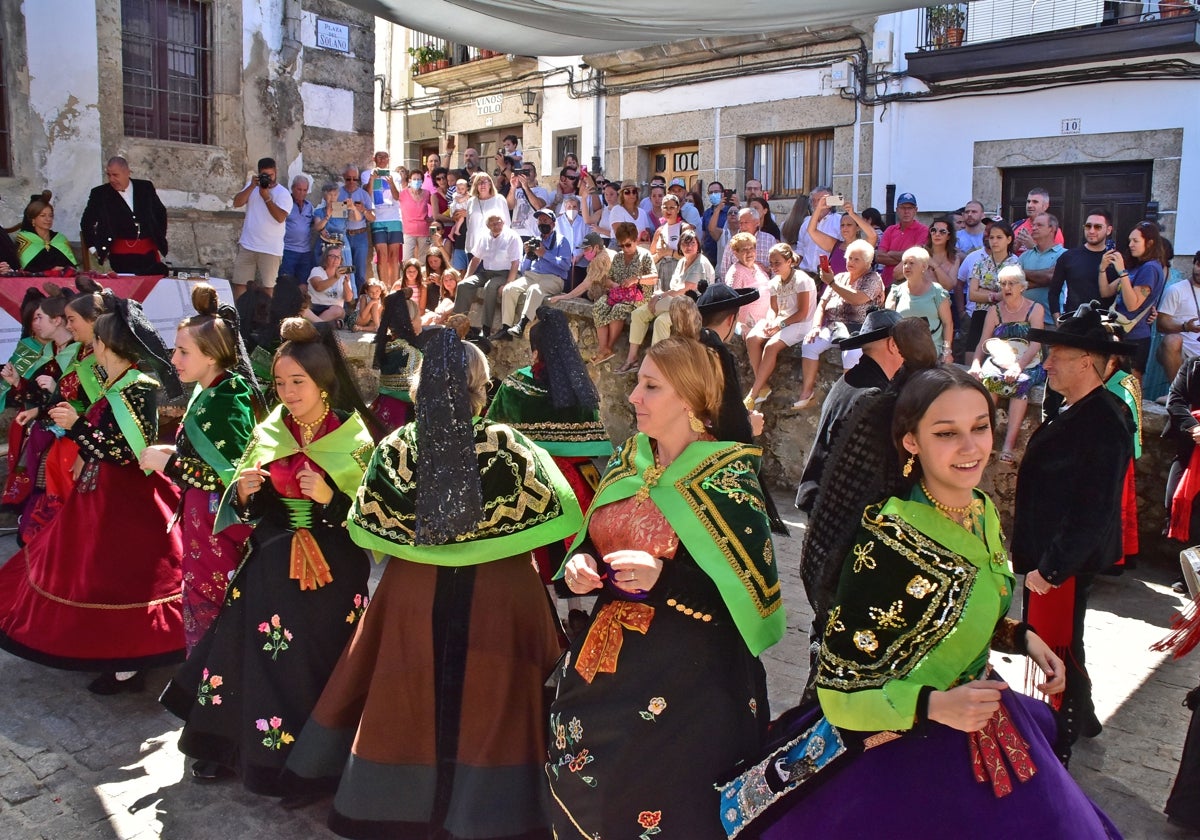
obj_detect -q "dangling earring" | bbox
[687,409,706,434]
[902,453,916,478]
[320,389,330,407]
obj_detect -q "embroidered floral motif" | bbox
[637,810,663,838]
[853,629,879,656]
[868,600,906,629]
[852,541,876,574]
[345,592,370,624]
[568,749,593,773]
[639,697,667,723]
[906,575,936,599]
[196,668,224,706]
[258,614,293,659]
[549,712,596,786]
[749,697,758,715]
[255,716,295,750]
[568,717,583,742]
[202,421,212,431]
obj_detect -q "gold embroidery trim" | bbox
[26,573,182,610]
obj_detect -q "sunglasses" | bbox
[622,189,639,195]
[344,176,358,181]
[1084,223,1106,229]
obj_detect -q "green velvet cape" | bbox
[485,366,612,458]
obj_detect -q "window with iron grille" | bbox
[745,130,834,199]
[0,35,10,176]
[554,131,579,169]
[121,0,211,144]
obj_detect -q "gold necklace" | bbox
[920,479,984,533]
[101,364,132,393]
[295,404,330,447]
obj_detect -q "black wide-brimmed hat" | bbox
[836,309,902,351]
[695,283,759,319]
[1027,301,1137,356]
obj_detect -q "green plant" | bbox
[407,45,441,66]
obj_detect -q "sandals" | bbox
[614,360,640,375]
[998,449,1016,464]
[755,387,772,407]
[589,352,615,365]
[790,393,816,411]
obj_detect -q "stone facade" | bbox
[0,0,375,277]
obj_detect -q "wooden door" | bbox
[649,143,699,190]
[1002,161,1153,248]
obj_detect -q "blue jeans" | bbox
[279,249,313,286]
[345,229,370,294]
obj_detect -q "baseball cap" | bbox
[534,207,556,220]
[668,177,687,190]
[896,192,917,206]
[581,232,605,249]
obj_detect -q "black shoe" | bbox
[87,671,145,695]
[1174,580,1189,594]
[190,759,232,782]
[489,326,513,341]
[508,317,530,337]
[1081,715,1103,739]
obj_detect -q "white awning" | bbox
[347,0,916,56]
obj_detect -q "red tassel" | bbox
[1151,594,1200,659]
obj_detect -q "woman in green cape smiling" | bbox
[281,327,583,837]
[547,334,785,839]
[161,318,382,794]
[139,284,261,653]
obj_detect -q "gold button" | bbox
[702,614,712,622]
[676,603,686,612]
[684,608,694,616]
[667,598,677,606]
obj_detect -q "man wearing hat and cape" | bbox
[1013,302,1135,762]
[795,309,904,513]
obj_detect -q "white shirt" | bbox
[794,213,842,272]
[510,185,551,237]
[118,183,135,211]
[239,182,294,256]
[472,228,522,271]
[609,206,653,238]
[306,267,348,307]
[1160,279,1200,359]
[465,196,512,255]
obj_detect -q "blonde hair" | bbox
[645,336,724,425]
[730,232,757,252]
[668,296,701,339]
[585,249,614,297]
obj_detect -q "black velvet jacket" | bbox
[80,178,169,261]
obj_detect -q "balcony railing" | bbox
[409,32,504,74]
[913,0,1195,51]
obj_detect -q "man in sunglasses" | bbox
[338,164,374,293]
[1048,210,1118,320]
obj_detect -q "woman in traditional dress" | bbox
[1,286,81,541]
[282,328,583,836]
[548,335,785,839]
[369,291,422,432]
[19,281,108,542]
[735,366,1120,839]
[160,318,380,791]
[487,305,612,587]
[15,193,78,273]
[138,284,260,652]
[0,296,185,695]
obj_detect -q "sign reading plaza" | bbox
[317,19,350,53]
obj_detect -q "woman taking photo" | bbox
[161,319,381,791]
[281,328,582,834]
[803,196,877,274]
[966,220,1019,353]
[581,179,620,244]
[1100,220,1168,378]
[139,284,260,652]
[742,366,1119,839]
[968,265,1046,463]
[649,193,693,288]
[0,296,185,695]
[15,193,78,272]
[303,246,353,326]
[886,247,954,363]
[548,335,784,838]
[794,239,884,409]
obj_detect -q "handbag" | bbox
[605,284,643,306]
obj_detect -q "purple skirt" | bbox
[758,685,1122,839]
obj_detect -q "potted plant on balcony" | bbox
[927,4,967,48]
[407,45,435,74]
[426,46,448,70]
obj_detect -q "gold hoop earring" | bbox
[902,453,916,478]
[687,410,705,434]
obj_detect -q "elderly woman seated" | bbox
[967,264,1046,462]
[303,245,354,325]
[885,246,953,364]
[794,238,884,409]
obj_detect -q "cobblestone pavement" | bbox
[0,497,1197,839]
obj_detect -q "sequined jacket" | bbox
[66,377,158,467]
[815,492,1026,733]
